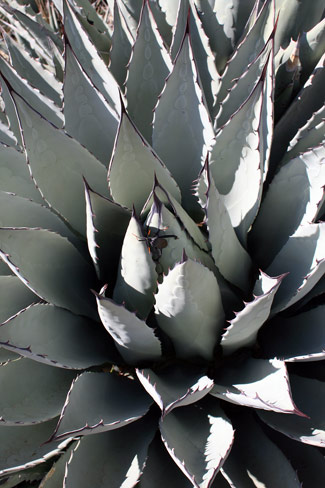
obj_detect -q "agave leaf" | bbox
[96,293,162,364]
[13,93,110,236]
[71,0,112,64]
[0,348,19,365]
[0,74,22,146]
[63,44,119,167]
[116,0,142,40]
[151,181,209,251]
[270,52,325,169]
[160,399,234,488]
[221,412,301,488]
[0,57,64,129]
[0,228,97,320]
[138,434,192,488]
[2,3,63,54]
[64,414,156,488]
[0,191,77,246]
[258,375,325,447]
[126,0,172,143]
[113,213,158,319]
[267,223,325,312]
[63,0,120,116]
[0,302,119,369]
[155,257,224,361]
[0,145,43,204]
[251,144,325,267]
[205,173,252,291]
[211,358,303,415]
[144,195,215,275]
[221,272,284,355]
[50,372,152,441]
[4,33,62,107]
[136,364,214,416]
[215,33,273,129]
[267,433,325,488]
[84,181,131,281]
[170,0,188,62]
[213,0,274,117]
[159,0,180,28]
[0,357,75,425]
[282,105,325,164]
[0,121,18,147]
[209,54,273,246]
[259,306,325,362]
[152,32,214,218]
[109,0,134,88]
[189,1,220,116]
[300,18,325,85]
[0,275,37,323]
[274,0,324,53]
[149,0,173,47]
[38,441,77,488]
[193,0,233,74]
[0,418,70,477]
[108,107,181,212]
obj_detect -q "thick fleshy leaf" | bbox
[267,223,325,312]
[206,173,252,291]
[0,419,71,477]
[251,144,325,267]
[139,434,192,488]
[38,442,77,488]
[258,375,325,447]
[109,1,133,88]
[299,17,325,85]
[0,229,97,319]
[209,55,273,245]
[126,0,172,143]
[220,412,301,488]
[136,364,214,416]
[260,305,325,362]
[63,44,119,167]
[84,182,131,281]
[160,399,234,488]
[0,121,17,148]
[155,258,224,360]
[4,33,62,107]
[211,358,303,415]
[189,2,220,116]
[170,0,188,62]
[152,32,214,217]
[0,191,77,246]
[13,93,110,236]
[213,0,273,116]
[266,432,325,488]
[283,105,325,164]
[108,108,180,212]
[144,195,215,276]
[63,0,120,115]
[0,74,22,146]
[113,214,158,319]
[0,303,118,369]
[270,53,325,169]
[0,144,43,204]
[96,293,162,364]
[215,32,273,129]
[51,372,152,441]
[0,357,75,425]
[0,275,37,323]
[0,348,19,365]
[220,272,284,355]
[64,414,157,488]
[0,57,64,129]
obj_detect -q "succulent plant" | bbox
[0,0,324,486]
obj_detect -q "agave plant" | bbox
[0,0,324,486]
